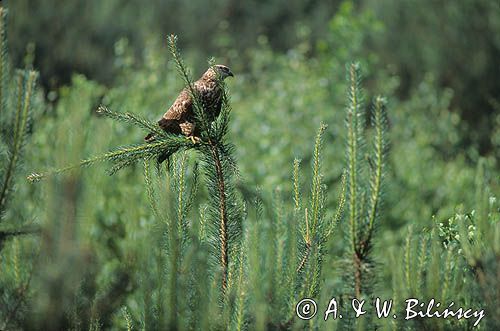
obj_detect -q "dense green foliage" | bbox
[6,0,500,155]
[0,1,499,330]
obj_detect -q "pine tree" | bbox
[340,62,388,329]
[0,6,39,250]
[0,6,40,329]
[29,34,244,305]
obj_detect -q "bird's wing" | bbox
[157,88,193,134]
[161,88,193,121]
[146,88,194,140]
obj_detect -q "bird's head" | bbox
[204,64,234,80]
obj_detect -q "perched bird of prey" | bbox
[145,64,234,163]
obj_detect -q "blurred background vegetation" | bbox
[1,0,499,329]
[6,0,500,154]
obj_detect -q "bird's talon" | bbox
[187,136,201,144]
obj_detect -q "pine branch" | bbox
[121,307,133,331]
[361,96,387,254]
[209,144,229,291]
[309,123,327,240]
[12,72,25,145]
[298,124,328,277]
[416,235,428,298]
[0,70,37,215]
[0,225,40,251]
[143,159,163,223]
[353,249,362,298]
[345,62,364,298]
[97,105,165,137]
[346,62,362,254]
[326,172,346,238]
[293,158,301,211]
[231,229,248,331]
[0,248,38,330]
[403,226,413,293]
[0,7,8,119]
[28,138,190,182]
[297,208,311,273]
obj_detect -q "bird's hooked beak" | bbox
[227,70,234,77]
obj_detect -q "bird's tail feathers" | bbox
[144,132,172,171]
[157,150,173,172]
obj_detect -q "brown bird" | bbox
[145,64,234,163]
